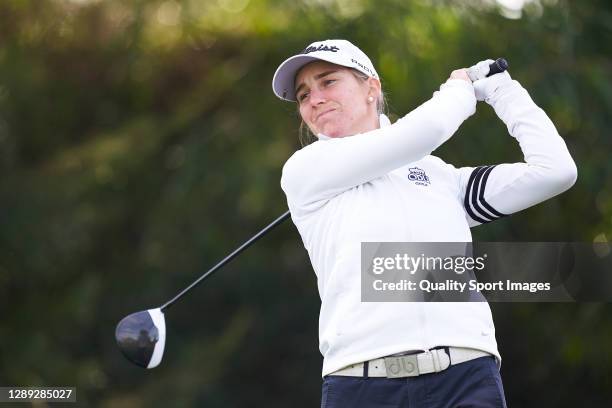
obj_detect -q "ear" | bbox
[367,77,382,99]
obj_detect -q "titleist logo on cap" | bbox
[302,44,340,54]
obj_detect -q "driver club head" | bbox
[115,308,166,369]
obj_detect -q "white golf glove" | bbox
[468,59,512,103]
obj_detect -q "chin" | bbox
[326,131,345,138]
[331,131,355,138]
[321,125,352,138]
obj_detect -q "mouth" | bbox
[315,108,336,122]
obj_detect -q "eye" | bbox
[323,79,336,86]
[298,91,309,102]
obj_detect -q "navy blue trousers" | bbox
[321,356,507,408]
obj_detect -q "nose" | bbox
[309,88,327,106]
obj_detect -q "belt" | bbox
[330,347,492,378]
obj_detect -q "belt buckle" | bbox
[383,354,419,378]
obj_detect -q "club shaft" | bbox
[160,210,291,312]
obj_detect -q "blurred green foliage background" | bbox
[0,0,611,406]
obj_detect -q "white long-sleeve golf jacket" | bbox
[280,75,577,377]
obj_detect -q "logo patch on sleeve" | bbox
[408,167,431,186]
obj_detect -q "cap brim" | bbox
[272,55,322,102]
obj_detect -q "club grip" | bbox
[487,58,509,77]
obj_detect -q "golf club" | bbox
[115,57,509,369]
[115,210,291,368]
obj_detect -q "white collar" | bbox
[316,113,391,141]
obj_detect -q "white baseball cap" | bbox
[272,39,379,102]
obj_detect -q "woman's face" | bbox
[295,61,380,138]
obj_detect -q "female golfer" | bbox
[272,39,576,408]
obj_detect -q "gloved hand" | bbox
[468,59,513,102]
